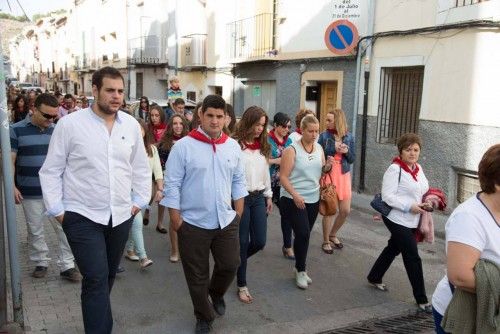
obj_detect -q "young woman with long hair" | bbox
[12,95,29,123]
[318,109,355,253]
[148,105,167,143]
[158,114,190,262]
[138,96,150,121]
[124,119,160,269]
[143,105,168,231]
[232,106,272,303]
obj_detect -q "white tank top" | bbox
[281,140,322,203]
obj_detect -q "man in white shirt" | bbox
[39,66,151,334]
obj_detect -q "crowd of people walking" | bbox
[6,67,499,334]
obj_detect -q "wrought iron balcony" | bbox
[227,13,275,60]
[128,35,168,65]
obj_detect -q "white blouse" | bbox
[241,148,272,198]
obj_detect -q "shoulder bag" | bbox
[319,173,338,216]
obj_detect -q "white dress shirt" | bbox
[39,108,152,227]
[241,148,272,198]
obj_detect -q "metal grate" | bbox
[455,0,488,7]
[376,66,424,144]
[321,311,435,334]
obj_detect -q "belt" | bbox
[248,189,264,196]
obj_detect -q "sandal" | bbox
[329,236,344,249]
[237,286,253,304]
[321,242,333,254]
[282,247,295,260]
[368,281,388,291]
[169,254,180,263]
[156,226,168,234]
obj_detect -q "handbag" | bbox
[319,173,338,216]
[370,193,392,216]
[370,167,402,217]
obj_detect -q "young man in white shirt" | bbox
[39,66,151,334]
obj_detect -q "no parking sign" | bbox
[324,19,359,55]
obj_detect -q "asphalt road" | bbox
[110,205,446,333]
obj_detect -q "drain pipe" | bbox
[351,0,376,192]
[0,34,24,327]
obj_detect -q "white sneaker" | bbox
[125,250,139,261]
[294,268,312,284]
[295,271,308,289]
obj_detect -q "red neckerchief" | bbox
[152,123,167,142]
[153,123,167,131]
[268,129,288,147]
[172,134,183,141]
[188,129,229,152]
[295,129,302,135]
[327,129,338,136]
[393,156,420,182]
[243,139,261,150]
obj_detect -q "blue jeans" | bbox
[237,192,267,287]
[126,211,148,259]
[62,211,133,334]
[432,307,450,334]
[280,197,319,272]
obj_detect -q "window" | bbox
[186,91,196,102]
[377,66,424,144]
[456,171,480,203]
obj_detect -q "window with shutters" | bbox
[376,66,424,144]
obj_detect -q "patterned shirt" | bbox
[10,116,54,198]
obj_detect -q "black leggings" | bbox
[280,197,319,272]
[367,216,428,304]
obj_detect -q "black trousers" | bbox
[367,216,428,304]
[280,197,319,272]
[177,218,240,322]
[62,211,133,334]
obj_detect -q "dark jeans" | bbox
[177,218,240,322]
[272,185,293,249]
[62,211,133,334]
[432,307,450,334]
[367,216,428,304]
[280,197,319,272]
[237,193,267,287]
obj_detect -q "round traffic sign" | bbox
[324,19,359,55]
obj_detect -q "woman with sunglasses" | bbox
[268,112,294,259]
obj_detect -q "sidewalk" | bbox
[10,199,446,333]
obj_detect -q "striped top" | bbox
[10,117,54,198]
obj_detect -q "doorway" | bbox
[319,81,338,131]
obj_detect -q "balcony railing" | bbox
[454,0,488,7]
[128,35,168,65]
[227,13,274,60]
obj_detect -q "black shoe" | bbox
[60,268,82,282]
[32,266,48,278]
[195,319,212,334]
[116,266,125,274]
[418,303,432,314]
[212,297,226,316]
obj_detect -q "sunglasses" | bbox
[38,109,57,120]
[280,124,291,129]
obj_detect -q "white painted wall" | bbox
[369,16,500,127]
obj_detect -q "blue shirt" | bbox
[10,116,54,198]
[161,129,248,229]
